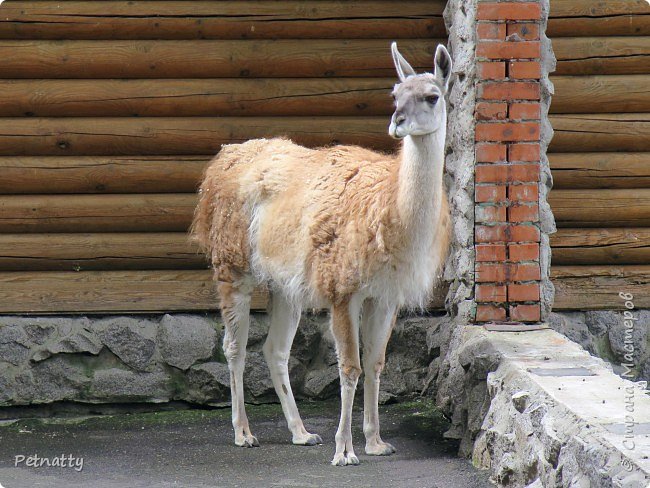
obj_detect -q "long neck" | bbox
[396,127,446,230]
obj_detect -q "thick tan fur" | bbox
[192,138,450,305]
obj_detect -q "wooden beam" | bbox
[549,189,650,227]
[550,75,650,114]
[548,0,650,37]
[553,37,650,76]
[549,114,650,153]
[0,156,208,194]
[0,270,267,313]
[0,194,196,233]
[549,153,650,189]
[552,265,650,310]
[0,1,446,40]
[0,39,441,79]
[0,117,395,156]
[0,233,207,271]
[0,78,393,118]
[551,228,650,265]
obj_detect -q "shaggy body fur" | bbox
[191,42,453,466]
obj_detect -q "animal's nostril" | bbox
[395,115,406,126]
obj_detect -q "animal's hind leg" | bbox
[219,280,259,448]
[360,299,397,456]
[263,292,322,446]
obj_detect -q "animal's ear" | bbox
[391,42,416,82]
[434,44,453,91]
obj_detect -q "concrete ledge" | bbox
[438,326,650,487]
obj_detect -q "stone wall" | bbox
[0,313,444,410]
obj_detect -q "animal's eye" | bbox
[425,95,439,105]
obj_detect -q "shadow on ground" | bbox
[0,399,492,488]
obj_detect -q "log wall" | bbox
[548,0,650,310]
[0,0,444,313]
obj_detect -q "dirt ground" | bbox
[0,399,492,488]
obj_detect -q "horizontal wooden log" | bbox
[549,189,650,227]
[0,194,196,233]
[0,156,208,194]
[0,78,393,117]
[0,270,267,313]
[550,75,650,113]
[553,37,650,75]
[0,117,395,156]
[0,233,207,271]
[549,153,650,189]
[0,39,440,79]
[0,1,446,40]
[551,228,650,265]
[549,114,650,153]
[552,265,650,310]
[548,0,650,37]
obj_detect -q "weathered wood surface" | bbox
[0,194,196,233]
[0,39,440,78]
[0,270,268,313]
[548,0,650,37]
[553,37,650,75]
[0,117,395,156]
[0,233,207,271]
[549,189,650,228]
[551,75,650,113]
[549,153,650,189]
[548,114,650,152]
[0,79,393,117]
[552,265,650,310]
[0,1,446,40]
[0,156,208,194]
[551,228,650,265]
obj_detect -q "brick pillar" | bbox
[474,1,544,323]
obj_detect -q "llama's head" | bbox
[388,42,452,139]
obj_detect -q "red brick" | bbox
[476,102,508,121]
[476,284,507,302]
[509,143,540,162]
[478,61,506,80]
[476,185,507,203]
[476,41,541,60]
[475,224,540,243]
[476,143,507,162]
[508,204,539,222]
[477,262,540,282]
[509,243,540,261]
[509,184,538,202]
[479,82,540,100]
[509,102,540,120]
[509,61,541,79]
[506,23,540,40]
[509,163,540,182]
[510,304,541,322]
[476,205,507,223]
[478,22,507,40]
[510,263,541,281]
[476,243,507,262]
[476,163,539,184]
[477,3,542,21]
[509,283,541,302]
[476,304,507,322]
[475,122,540,142]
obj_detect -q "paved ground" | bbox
[0,399,492,488]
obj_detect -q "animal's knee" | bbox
[262,339,289,366]
[223,338,244,364]
[341,364,362,384]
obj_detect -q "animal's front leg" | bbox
[361,299,397,456]
[330,298,362,466]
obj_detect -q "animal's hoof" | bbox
[331,452,360,466]
[235,434,260,448]
[293,433,323,446]
[365,441,397,456]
